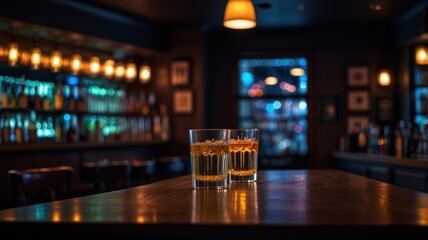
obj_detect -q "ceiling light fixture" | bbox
[223,0,257,30]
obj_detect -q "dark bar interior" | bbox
[0,0,428,238]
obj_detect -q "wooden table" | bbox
[0,170,428,239]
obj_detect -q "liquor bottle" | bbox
[33,85,42,111]
[357,122,368,153]
[17,77,28,109]
[9,85,17,109]
[1,82,8,109]
[14,113,24,144]
[1,113,11,144]
[134,90,144,114]
[54,116,63,142]
[67,115,78,142]
[160,104,170,141]
[28,111,38,143]
[42,86,52,111]
[76,85,85,112]
[67,86,76,112]
[378,126,390,155]
[94,119,104,143]
[127,93,135,113]
[54,82,64,111]
[153,109,161,140]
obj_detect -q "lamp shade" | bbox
[223,0,256,29]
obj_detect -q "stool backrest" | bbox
[8,166,73,207]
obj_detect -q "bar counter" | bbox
[0,170,428,239]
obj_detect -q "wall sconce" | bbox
[103,59,115,79]
[223,0,257,29]
[125,62,137,82]
[139,63,151,84]
[377,69,391,87]
[416,46,428,65]
[8,41,19,66]
[30,46,42,70]
[89,56,101,76]
[115,62,125,80]
[50,46,62,72]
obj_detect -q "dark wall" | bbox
[203,24,397,168]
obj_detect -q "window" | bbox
[237,57,308,168]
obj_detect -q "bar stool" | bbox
[130,158,156,186]
[157,156,185,180]
[80,159,130,193]
[8,166,73,207]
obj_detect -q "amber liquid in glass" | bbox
[190,142,229,189]
[229,140,258,182]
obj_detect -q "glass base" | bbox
[229,173,257,183]
[192,178,228,190]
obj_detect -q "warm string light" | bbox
[115,62,125,80]
[103,59,115,79]
[139,63,151,83]
[125,62,137,82]
[89,56,101,76]
[1,38,152,84]
[8,41,19,66]
[50,48,62,72]
[70,53,82,75]
[30,46,42,69]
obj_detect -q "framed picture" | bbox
[347,116,369,134]
[173,89,193,114]
[348,66,369,87]
[348,91,370,111]
[171,59,191,86]
[320,96,339,123]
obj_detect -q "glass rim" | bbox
[228,128,259,131]
[189,129,228,132]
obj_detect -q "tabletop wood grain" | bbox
[1,169,428,239]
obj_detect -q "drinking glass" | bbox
[189,129,230,189]
[228,128,259,182]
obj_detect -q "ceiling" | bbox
[84,0,427,30]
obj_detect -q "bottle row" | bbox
[348,120,428,160]
[0,75,158,115]
[0,108,170,145]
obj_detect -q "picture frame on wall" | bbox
[173,89,194,114]
[348,91,370,111]
[171,59,191,86]
[347,116,369,134]
[320,96,339,123]
[348,66,369,87]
